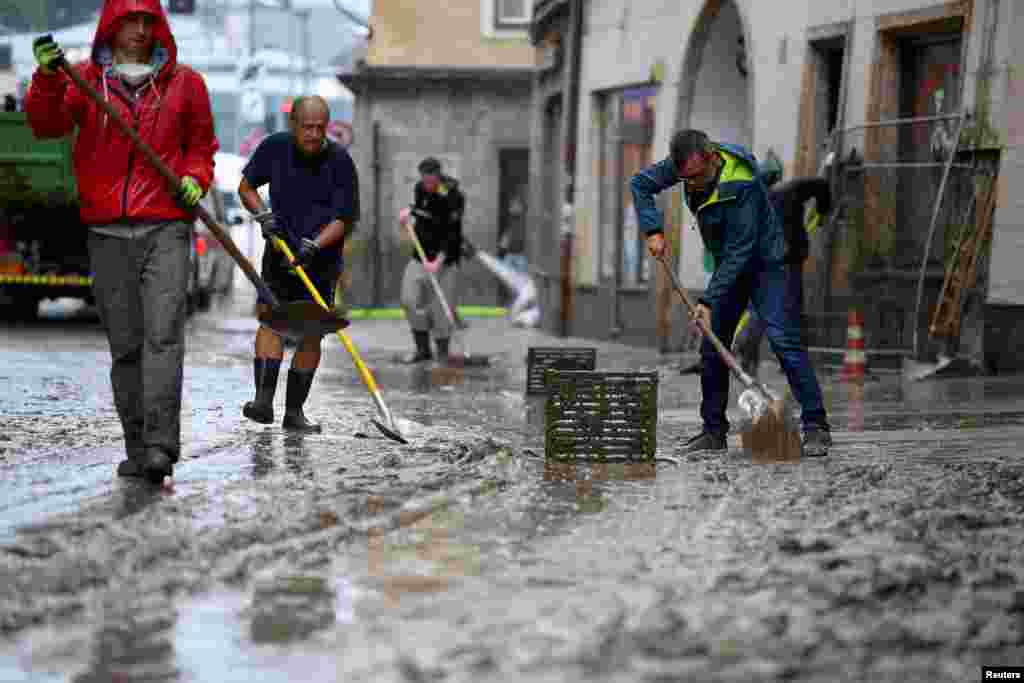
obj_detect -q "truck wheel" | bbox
[1,296,40,322]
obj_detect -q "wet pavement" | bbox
[1,295,1023,681]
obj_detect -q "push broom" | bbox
[657,254,798,459]
[404,220,490,368]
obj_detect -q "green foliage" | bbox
[0,0,48,31]
[962,77,1003,149]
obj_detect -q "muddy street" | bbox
[1,300,1023,682]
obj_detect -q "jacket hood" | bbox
[92,0,177,70]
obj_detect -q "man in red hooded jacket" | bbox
[25,0,219,484]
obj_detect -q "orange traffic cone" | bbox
[842,309,866,381]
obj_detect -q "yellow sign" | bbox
[0,274,92,286]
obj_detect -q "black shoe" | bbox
[682,430,727,454]
[801,427,832,457]
[117,438,145,478]
[679,360,703,375]
[400,331,433,364]
[117,458,145,478]
[243,400,274,424]
[141,448,173,484]
[243,358,281,425]
[282,410,322,433]
[282,369,321,434]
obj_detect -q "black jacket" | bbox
[410,175,465,266]
[769,177,832,264]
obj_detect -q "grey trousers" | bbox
[400,259,457,338]
[87,222,191,462]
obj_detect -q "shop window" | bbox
[495,0,530,28]
[595,86,658,287]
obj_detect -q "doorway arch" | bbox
[677,0,753,145]
[675,0,754,290]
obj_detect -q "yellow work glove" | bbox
[178,176,203,209]
[33,35,64,74]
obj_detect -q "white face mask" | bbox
[114,62,156,86]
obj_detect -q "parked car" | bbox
[188,184,236,313]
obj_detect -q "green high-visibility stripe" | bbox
[347,306,508,320]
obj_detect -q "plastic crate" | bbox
[544,370,658,462]
[525,347,596,395]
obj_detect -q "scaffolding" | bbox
[806,111,999,359]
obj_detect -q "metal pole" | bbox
[911,111,966,359]
[301,9,312,94]
[372,120,382,307]
[248,0,255,57]
[841,113,963,133]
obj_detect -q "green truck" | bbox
[0,112,233,320]
[0,111,91,320]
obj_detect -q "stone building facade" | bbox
[340,1,536,308]
[528,0,1024,371]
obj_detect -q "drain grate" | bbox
[544,370,658,462]
[525,347,597,395]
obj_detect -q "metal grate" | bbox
[525,347,597,395]
[544,370,658,462]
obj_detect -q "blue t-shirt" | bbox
[242,132,360,254]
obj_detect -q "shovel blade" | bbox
[445,353,491,368]
[258,301,349,341]
[740,399,801,462]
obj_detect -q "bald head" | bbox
[291,95,330,122]
[290,96,331,156]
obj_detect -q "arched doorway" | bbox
[675,0,753,291]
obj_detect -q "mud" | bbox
[0,307,1022,681]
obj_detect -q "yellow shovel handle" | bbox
[735,309,751,338]
[271,236,382,396]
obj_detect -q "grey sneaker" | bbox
[682,431,727,454]
[801,427,832,457]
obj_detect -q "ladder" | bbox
[928,176,998,340]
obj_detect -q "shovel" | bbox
[656,254,797,458]
[403,219,490,368]
[57,59,348,342]
[269,236,407,444]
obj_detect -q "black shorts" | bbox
[258,245,341,307]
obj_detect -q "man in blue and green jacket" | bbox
[632,129,831,456]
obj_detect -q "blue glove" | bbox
[294,237,320,269]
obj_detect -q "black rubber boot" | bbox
[140,447,173,484]
[282,368,321,433]
[435,337,450,363]
[243,358,281,425]
[400,330,433,364]
[117,423,145,477]
[681,430,727,454]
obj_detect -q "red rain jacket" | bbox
[25,0,218,226]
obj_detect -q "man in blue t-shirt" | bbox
[237,95,360,433]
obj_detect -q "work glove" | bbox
[253,211,282,240]
[399,206,412,227]
[32,35,64,74]
[177,176,203,209]
[294,237,320,269]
